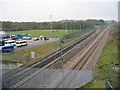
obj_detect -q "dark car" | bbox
[11,37,18,40]
[33,38,39,41]
[44,37,49,40]
[1,45,14,53]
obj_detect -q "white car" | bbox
[16,41,27,47]
[5,40,16,46]
[22,37,32,40]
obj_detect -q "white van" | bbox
[5,40,16,46]
[16,41,27,47]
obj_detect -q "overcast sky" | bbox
[0,0,119,22]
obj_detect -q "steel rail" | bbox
[48,26,109,88]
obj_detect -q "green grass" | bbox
[10,30,68,37]
[82,80,106,88]
[81,27,118,88]
[2,41,60,64]
[97,40,118,75]
[2,53,25,63]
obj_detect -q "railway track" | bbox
[48,26,109,88]
[46,29,100,69]
[2,29,96,88]
[11,29,99,88]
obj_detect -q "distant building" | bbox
[0,31,10,38]
[0,31,5,38]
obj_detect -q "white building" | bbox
[0,31,9,38]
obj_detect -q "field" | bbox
[10,30,68,37]
[81,26,118,88]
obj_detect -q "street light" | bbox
[50,15,53,38]
[50,15,52,31]
[67,21,70,38]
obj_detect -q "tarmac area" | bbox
[14,38,59,51]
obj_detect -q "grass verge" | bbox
[2,41,59,64]
[81,26,118,88]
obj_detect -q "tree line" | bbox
[1,19,105,31]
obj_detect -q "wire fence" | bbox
[3,68,94,88]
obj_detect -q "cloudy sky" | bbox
[0,0,119,22]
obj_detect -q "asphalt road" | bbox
[14,38,59,51]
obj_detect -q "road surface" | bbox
[14,38,59,51]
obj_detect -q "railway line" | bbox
[48,26,110,88]
[46,28,99,69]
[82,26,110,70]
[2,28,97,88]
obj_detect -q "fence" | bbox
[4,68,94,88]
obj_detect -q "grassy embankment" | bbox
[81,26,118,88]
[2,41,59,64]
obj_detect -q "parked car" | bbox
[23,37,32,40]
[11,35,19,40]
[5,40,16,46]
[44,37,49,40]
[16,41,27,47]
[33,38,39,41]
[11,37,19,40]
[0,45,14,53]
[40,36,44,40]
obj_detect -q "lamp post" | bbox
[50,15,53,38]
[67,21,70,38]
[50,15,52,31]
